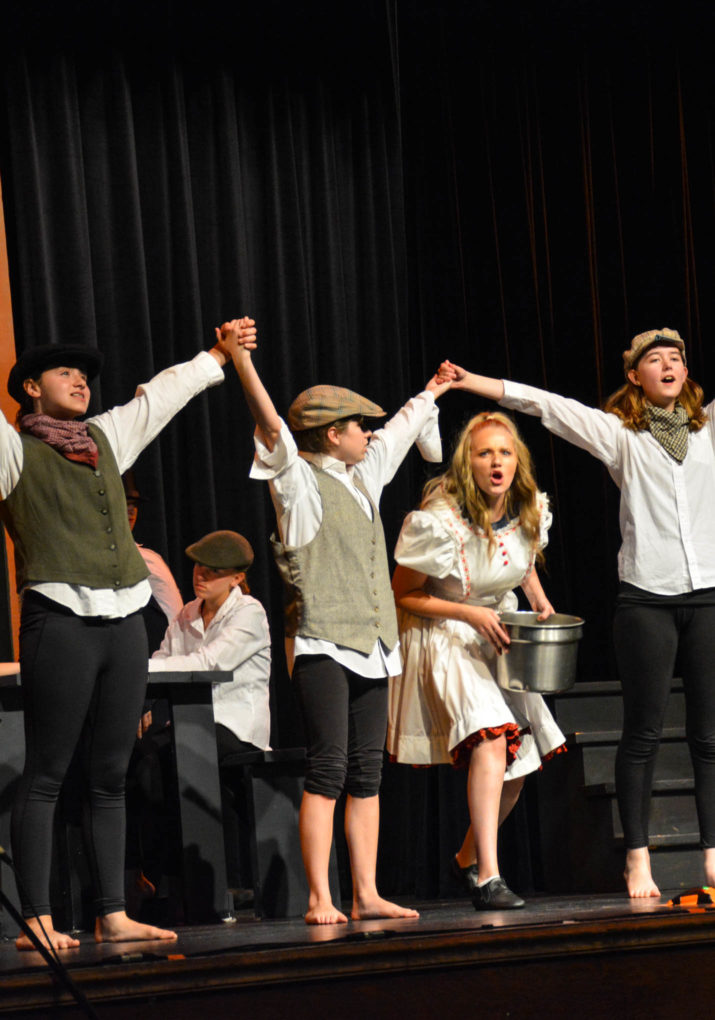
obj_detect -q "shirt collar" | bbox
[301,450,352,476]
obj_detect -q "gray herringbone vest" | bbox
[271,466,398,654]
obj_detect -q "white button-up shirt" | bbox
[500,379,715,595]
[250,390,442,676]
[149,586,271,749]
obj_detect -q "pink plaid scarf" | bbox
[20,414,99,468]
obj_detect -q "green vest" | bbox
[0,425,149,593]
[271,466,399,655]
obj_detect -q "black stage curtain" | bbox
[2,0,715,899]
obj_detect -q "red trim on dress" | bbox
[451,722,524,770]
[390,736,566,771]
[542,744,567,763]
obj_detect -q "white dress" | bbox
[387,493,566,779]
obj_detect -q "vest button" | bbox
[94,470,101,477]
[113,580,121,587]
[101,508,108,515]
[98,489,105,495]
[109,544,117,551]
[106,527,113,533]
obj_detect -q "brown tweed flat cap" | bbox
[287,384,385,431]
[623,328,685,375]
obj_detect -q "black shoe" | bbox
[451,855,480,894]
[470,877,525,910]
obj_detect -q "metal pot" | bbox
[495,611,584,694]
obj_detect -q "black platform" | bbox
[2,893,715,1018]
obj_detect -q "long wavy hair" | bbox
[603,373,706,432]
[422,411,544,561]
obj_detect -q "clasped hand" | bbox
[214,316,258,358]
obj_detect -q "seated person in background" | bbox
[149,530,271,899]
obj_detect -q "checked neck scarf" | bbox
[645,401,690,463]
[20,414,99,469]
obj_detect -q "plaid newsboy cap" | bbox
[623,327,685,374]
[287,384,386,431]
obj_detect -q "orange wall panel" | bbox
[0,176,20,656]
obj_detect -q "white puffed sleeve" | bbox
[536,491,552,551]
[394,509,459,579]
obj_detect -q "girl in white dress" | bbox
[389,411,565,909]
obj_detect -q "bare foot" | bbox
[703,847,715,888]
[351,896,420,921]
[95,911,177,943]
[304,900,348,925]
[16,915,80,952]
[624,848,660,898]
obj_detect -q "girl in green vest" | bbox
[3,327,250,950]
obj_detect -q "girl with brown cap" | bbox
[220,316,449,925]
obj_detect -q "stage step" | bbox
[580,740,692,786]
[568,726,685,745]
[587,778,693,796]
[537,678,697,894]
[650,845,704,891]
[554,685,685,735]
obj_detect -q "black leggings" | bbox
[613,602,715,849]
[11,592,148,917]
[292,655,388,800]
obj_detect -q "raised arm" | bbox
[440,359,622,468]
[392,565,510,654]
[438,360,505,401]
[217,318,282,451]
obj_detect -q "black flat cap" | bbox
[8,344,104,404]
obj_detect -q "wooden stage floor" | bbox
[2,893,715,1018]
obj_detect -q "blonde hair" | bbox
[603,377,706,431]
[423,411,544,561]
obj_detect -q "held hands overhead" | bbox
[213,317,258,364]
[437,359,467,387]
[425,370,453,400]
